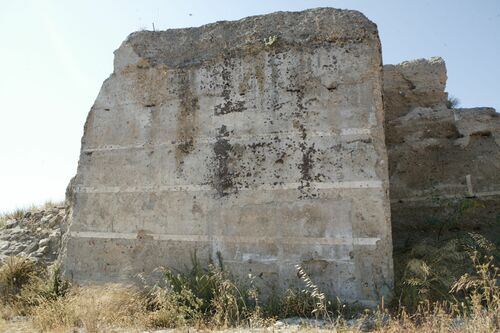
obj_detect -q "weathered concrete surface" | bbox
[383,57,500,251]
[62,8,393,304]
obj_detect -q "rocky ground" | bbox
[0,317,362,333]
[0,205,66,264]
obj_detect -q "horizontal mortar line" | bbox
[74,180,384,193]
[92,81,371,110]
[69,231,380,246]
[390,190,500,203]
[81,128,375,152]
[223,258,355,264]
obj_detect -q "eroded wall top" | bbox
[114,8,378,70]
[383,57,447,121]
[383,57,500,252]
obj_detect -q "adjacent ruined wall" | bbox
[62,8,393,304]
[383,57,500,250]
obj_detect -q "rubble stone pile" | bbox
[0,205,66,264]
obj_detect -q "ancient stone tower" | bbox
[62,8,394,304]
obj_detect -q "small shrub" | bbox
[146,251,264,328]
[396,232,496,311]
[147,283,203,328]
[452,252,500,311]
[14,263,70,314]
[280,288,318,318]
[0,256,39,300]
[263,35,278,46]
[446,95,460,108]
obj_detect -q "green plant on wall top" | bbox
[446,95,460,109]
[263,35,278,46]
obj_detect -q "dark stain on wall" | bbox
[175,71,199,173]
[212,125,235,197]
[214,58,247,115]
[299,143,316,183]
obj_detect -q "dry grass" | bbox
[0,248,498,332]
[394,232,497,311]
[0,206,35,224]
[144,252,271,329]
[41,200,65,210]
[0,256,39,300]
[31,284,147,332]
[0,200,64,228]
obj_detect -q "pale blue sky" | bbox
[0,0,499,213]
